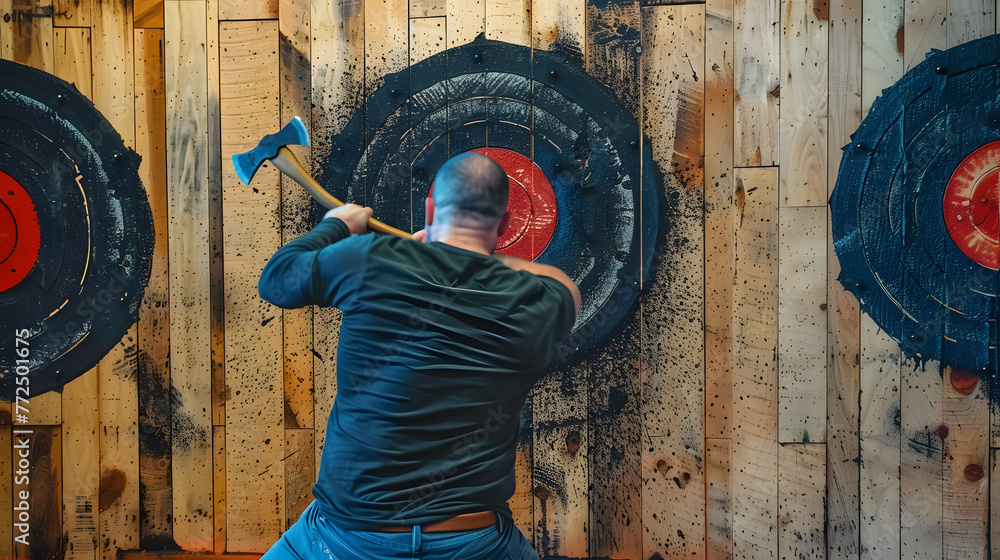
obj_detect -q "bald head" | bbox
[431,152,509,228]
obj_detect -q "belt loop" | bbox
[411,524,421,553]
[496,513,504,533]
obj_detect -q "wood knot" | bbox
[964,463,985,482]
[533,486,551,501]
[949,367,979,396]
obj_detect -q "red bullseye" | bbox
[430,148,557,261]
[944,141,1000,269]
[0,168,41,291]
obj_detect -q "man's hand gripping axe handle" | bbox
[231,117,411,239]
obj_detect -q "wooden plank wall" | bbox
[0,0,998,558]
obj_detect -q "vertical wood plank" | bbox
[208,0,225,551]
[733,0,778,166]
[778,0,827,206]
[858,314,900,559]
[485,0,530,45]
[165,0,214,551]
[206,12,226,548]
[213,426,226,554]
[0,411,10,559]
[220,20,283,552]
[284,429,315,528]
[54,27,92,98]
[706,438,732,560]
[640,5,706,559]
[826,0,861,557]
[98,341,140,560]
[532,0,584,59]
[13,427,62,559]
[904,0,946,71]
[1,0,54,72]
[364,0,407,216]
[52,22,97,560]
[900,360,944,559]
[731,167,778,560]
[941,366,989,559]
[777,206,827,443]
[278,2,314,531]
[219,0,277,22]
[310,0,363,483]
[587,0,640,116]
[54,31,95,551]
[0,0,8,58]
[705,0,734,445]
[524,0,586,547]
[365,0,408,96]
[582,2,642,558]
[992,449,1000,559]
[531,373,589,558]
[409,16,445,65]
[279,0,315,434]
[777,443,826,560]
[946,0,994,45]
[91,2,139,558]
[135,25,174,553]
[62,371,99,560]
[446,0,483,46]
[862,0,903,112]
[54,0,90,26]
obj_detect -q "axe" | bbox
[232,117,411,238]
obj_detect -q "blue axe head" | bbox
[232,116,311,185]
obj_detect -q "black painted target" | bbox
[831,34,1000,373]
[318,36,660,366]
[0,60,154,398]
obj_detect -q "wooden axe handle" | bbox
[271,146,413,239]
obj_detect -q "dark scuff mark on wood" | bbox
[813,0,829,21]
[735,178,747,226]
[672,89,705,190]
[99,468,127,512]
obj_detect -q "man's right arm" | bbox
[493,254,581,314]
[258,217,352,308]
[259,204,374,309]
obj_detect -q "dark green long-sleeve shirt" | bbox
[258,217,575,529]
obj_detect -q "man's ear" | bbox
[496,211,511,237]
[425,197,435,227]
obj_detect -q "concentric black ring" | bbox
[0,60,153,397]
[317,36,660,366]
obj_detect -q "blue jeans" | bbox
[261,502,540,560]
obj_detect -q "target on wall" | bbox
[831,34,1000,374]
[318,36,661,366]
[0,60,154,398]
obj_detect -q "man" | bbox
[258,152,580,559]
